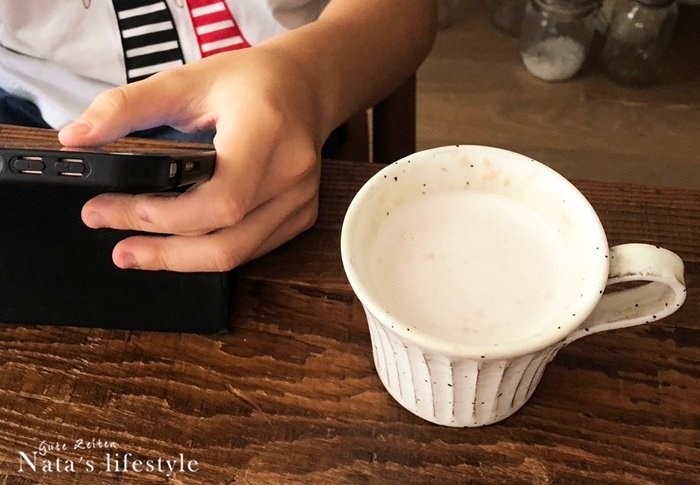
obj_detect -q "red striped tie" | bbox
[185,0,251,57]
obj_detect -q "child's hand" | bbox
[58,0,436,272]
[59,48,322,272]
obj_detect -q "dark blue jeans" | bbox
[0,87,215,143]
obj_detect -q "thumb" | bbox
[58,72,196,146]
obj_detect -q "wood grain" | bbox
[0,124,698,484]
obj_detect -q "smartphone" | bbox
[0,142,229,333]
[0,146,216,192]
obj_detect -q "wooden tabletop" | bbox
[0,124,697,484]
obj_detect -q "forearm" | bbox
[261,0,437,145]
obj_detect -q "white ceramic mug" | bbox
[340,146,686,427]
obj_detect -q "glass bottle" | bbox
[601,0,678,86]
[519,0,601,81]
[487,0,528,37]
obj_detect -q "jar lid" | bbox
[535,0,602,16]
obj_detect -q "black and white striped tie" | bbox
[112,0,185,82]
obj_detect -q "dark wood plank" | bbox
[0,123,213,152]
[0,125,697,484]
[373,76,417,164]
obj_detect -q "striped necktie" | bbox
[112,0,185,82]
[184,0,250,57]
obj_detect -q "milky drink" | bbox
[369,191,575,347]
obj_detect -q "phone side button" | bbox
[55,160,86,176]
[13,158,45,174]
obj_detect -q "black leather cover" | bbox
[0,185,230,333]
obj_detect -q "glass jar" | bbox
[519,0,601,81]
[487,0,528,37]
[601,0,678,86]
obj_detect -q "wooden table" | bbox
[0,125,697,484]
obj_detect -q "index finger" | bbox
[84,105,278,235]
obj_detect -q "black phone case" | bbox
[0,148,216,192]
[0,185,231,333]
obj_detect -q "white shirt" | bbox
[0,0,329,128]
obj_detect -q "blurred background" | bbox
[417,0,699,189]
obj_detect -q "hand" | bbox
[59,47,323,272]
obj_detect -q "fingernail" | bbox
[85,211,105,228]
[62,119,92,137]
[120,252,139,269]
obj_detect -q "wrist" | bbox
[258,0,437,152]
[253,43,327,153]
[258,22,349,145]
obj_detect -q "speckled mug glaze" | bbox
[341,146,686,427]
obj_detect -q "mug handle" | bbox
[564,243,686,345]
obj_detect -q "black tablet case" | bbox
[0,185,231,333]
